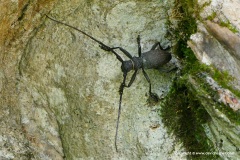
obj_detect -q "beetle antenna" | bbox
[115,72,127,152]
[46,15,105,46]
[46,15,124,62]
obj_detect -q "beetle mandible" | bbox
[46,15,172,152]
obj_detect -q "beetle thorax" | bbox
[121,57,143,73]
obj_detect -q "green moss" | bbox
[207,12,217,21]
[195,74,240,125]
[160,80,218,159]
[219,20,238,33]
[166,0,198,58]
[161,0,239,159]
[207,12,238,33]
[162,0,218,158]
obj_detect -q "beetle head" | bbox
[121,60,133,73]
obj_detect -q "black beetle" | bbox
[46,15,172,152]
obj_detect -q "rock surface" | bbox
[188,0,240,159]
[1,0,240,159]
[188,21,240,90]
[1,0,184,159]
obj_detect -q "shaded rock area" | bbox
[1,0,184,159]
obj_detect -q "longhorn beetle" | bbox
[46,15,172,152]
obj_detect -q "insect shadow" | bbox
[46,15,173,152]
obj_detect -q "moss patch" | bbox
[219,20,238,33]
[160,79,218,159]
[207,12,238,33]
[161,0,240,159]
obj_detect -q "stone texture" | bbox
[188,21,240,90]
[188,0,240,159]
[0,0,57,159]
[199,0,240,31]
[2,0,240,159]
[205,21,240,61]
[1,0,184,159]
[188,75,240,160]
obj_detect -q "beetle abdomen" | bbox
[142,50,172,69]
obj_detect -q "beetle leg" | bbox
[108,47,133,59]
[142,68,159,102]
[126,70,138,87]
[99,45,124,62]
[137,35,141,57]
[151,42,170,51]
[150,42,160,50]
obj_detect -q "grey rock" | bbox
[0,0,184,160]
